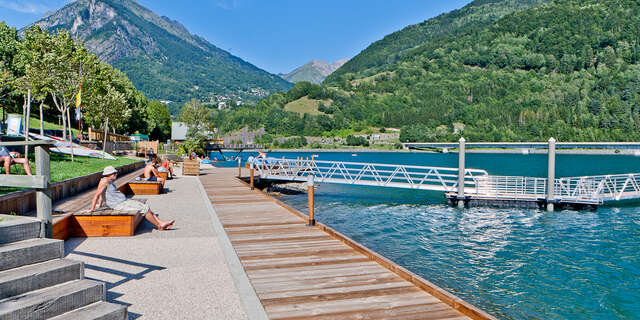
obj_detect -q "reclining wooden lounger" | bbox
[51,167,148,240]
[70,205,146,237]
[127,178,163,195]
[158,171,169,180]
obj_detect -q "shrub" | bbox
[346,135,369,147]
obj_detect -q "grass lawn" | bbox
[284,96,332,116]
[0,154,139,194]
[27,116,80,135]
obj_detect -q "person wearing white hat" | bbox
[84,166,175,230]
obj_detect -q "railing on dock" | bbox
[256,157,488,192]
[473,175,547,200]
[252,157,640,206]
[555,173,640,203]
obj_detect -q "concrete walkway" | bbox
[64,169,249,319]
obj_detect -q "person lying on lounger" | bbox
[143,157,165,184]
[85,166,174,230]
[0,146,33,175]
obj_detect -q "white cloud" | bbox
[0,0,50,14]
[215,0,240,10]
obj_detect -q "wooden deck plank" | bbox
[252,273,403,294]
[265,291,437,319]
[200,167,492,320]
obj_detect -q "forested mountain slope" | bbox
[326,0,550,83]
[215,0,640,143]
[341,0,640,141]
[31,0,292,104]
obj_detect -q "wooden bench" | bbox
[52,168,147,240]
[67,205,146,237]
[127,179,163,195]
[158,171,169,180]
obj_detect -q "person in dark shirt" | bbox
[0,146,33,175]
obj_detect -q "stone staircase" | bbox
[0,215,127,320]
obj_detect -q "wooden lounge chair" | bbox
[127,177,163,195]
[69,205,146,237]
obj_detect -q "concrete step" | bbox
[0,238,64,272]
[0,259,83,300]
[0,217,41,244]
[49,301,127,320]
[0,279,105,320]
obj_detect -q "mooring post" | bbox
[35,146,52,238]
[307,175,315,226]
[237,157,242,177]
[457,137,466,208]
[547,137,556,211]
[250,162,255,190]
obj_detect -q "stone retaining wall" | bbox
[0,161,145,215]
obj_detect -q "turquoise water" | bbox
[216,152,640,319]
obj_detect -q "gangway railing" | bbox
[555,173,640,203]
[255,157,488,192]
[252,157,640,205]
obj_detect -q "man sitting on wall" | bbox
[143,157,165,184]
[0,146,33,175]
[85,166,174,230]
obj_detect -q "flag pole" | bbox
[77,83,82,140]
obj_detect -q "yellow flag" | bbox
[75,86,82,108]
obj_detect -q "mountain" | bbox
[214,0,640,143]
[280,59,348,84]
[326,0,551,84]
[30,0,292,104]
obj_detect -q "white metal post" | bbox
[547,137,556,211]
[458,137,466,208]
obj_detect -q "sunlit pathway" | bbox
[63,169,248,319]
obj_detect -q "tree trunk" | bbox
[39,101,44,135]
[61,109,67,140]
[22,95,26,136]
[102,117,109,152]
[24,90,31,158]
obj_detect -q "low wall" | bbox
[0,161,145,216]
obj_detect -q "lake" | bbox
[216,151,640,319]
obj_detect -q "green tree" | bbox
[146,100,171,141]
[83,62,128,134]
[179,99,212,140]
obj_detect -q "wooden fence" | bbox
[87,128,130,142]
[136,140,159,156]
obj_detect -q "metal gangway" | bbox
[253,157,640,206]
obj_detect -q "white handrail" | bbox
[252,158,640,204]
[255,158,488,192]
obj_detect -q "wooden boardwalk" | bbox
[200,167,495,320]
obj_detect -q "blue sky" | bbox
[0,0,472,74]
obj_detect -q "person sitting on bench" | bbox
[144,157,165,184]
[85,166,174,230]
[0,146,33,175]
[159,156,174,179]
